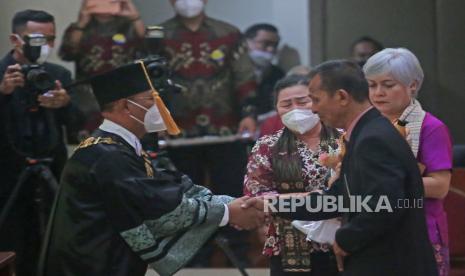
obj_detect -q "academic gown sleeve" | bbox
[92,149,234,276]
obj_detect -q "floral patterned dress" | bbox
[244,129,336,272]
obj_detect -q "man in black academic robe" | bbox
[42,59,264,276]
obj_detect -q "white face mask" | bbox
[248,49,273,68]
[174,0,204,18]
[36,44,52,64]
[281,109,320,135]
[127,100,167,133]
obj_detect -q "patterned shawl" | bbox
[399,99,426,158]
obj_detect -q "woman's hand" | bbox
[423,170,451,199]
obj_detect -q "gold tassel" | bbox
[136,60,181,135]
[152,91,180,135]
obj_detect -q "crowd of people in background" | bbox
[0,0,453,276]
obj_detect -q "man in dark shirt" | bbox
[245,23,284,116]
[350,36,383,67]
[0,10,82,276]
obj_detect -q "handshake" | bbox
[226,196,268,230]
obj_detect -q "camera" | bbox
[142,27,183,96]
[21,64,55,93]
[20,34,55,94]
[143,56,182,96]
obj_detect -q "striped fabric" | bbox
[399,99,426,158]
[121,183,234,276]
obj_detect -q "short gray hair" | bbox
[363,48,424,97]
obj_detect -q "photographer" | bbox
[0,10,83,276]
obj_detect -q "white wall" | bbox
[0,0,310,74]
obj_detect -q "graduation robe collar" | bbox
[99,119,143,156]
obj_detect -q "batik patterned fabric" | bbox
[60,17,143,79]
[159,16,257,137]
[59,18,144,131]
[244,129,334,271]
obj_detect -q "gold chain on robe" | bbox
[76,137,154,177]
[141,150,154,177]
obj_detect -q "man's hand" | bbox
[238,116,256,135]
[37,80,71,109]
[228,196,264,230]
[234,196,273,229]
[333,241,349,272]
[0,64,24,95]
[240,196,266,210]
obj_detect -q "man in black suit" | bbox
[264,60,437,275]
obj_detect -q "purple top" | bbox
[417,112,453,246]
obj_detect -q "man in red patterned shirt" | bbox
[59,0,146,132]
[153,0,258,267]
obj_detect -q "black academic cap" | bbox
[78,57,181,135]
[87,58,168,107]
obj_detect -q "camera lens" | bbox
[27,68,55,91]
[146,61,166,79]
